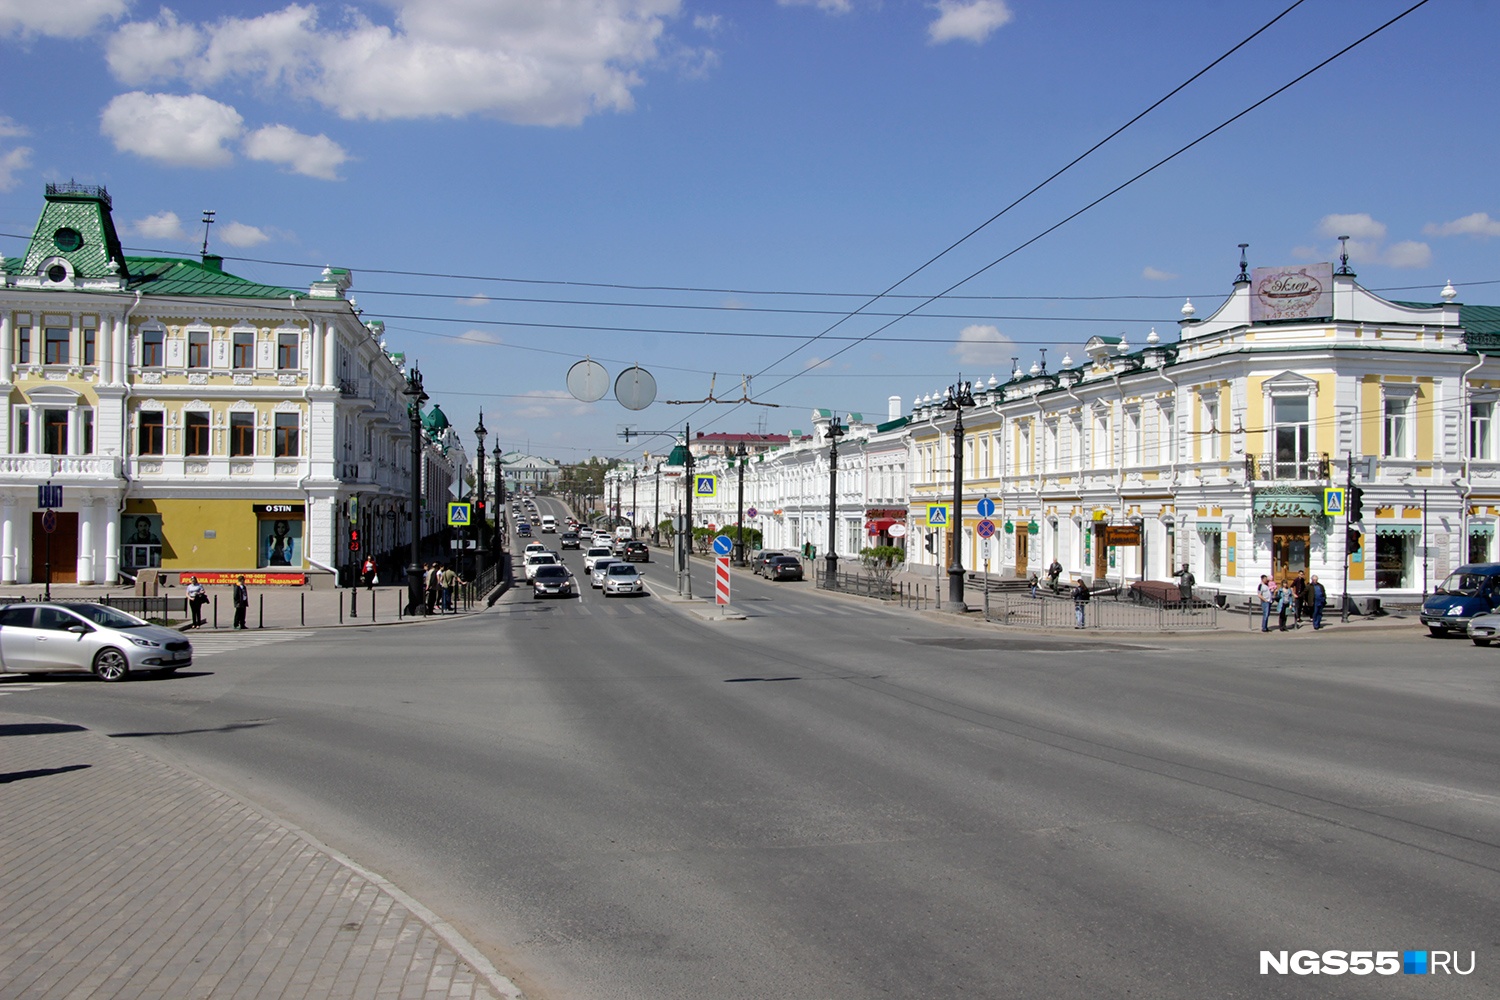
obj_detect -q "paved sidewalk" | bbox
[0,711,521,1000]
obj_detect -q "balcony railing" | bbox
[1244,453,1330,482]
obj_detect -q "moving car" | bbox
[752,550,784,576]
[560,530,581,549]
[583,545,615,573]
[531,564,577,599]
[622,540,650,563]
[523,551,559,580]
[0,602,192,681]
[766,555,804,581]
[541,515,557,533]
[517,522,531,537]
[590,559,619,588]
[603,562,645,597]
[1420,563,1500,636]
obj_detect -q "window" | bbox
[1201,530,1222,583]
[81,409,93,454]
[1375,532,1414,590]
[44,326,68,365]
[138,412,164,455]
[274,413,299,457]
[1383,395,1410,458]
[184,411,210,457]
[1272,395,1312,478]
[230,412,255,457]
[1471,401,1493,461]
[1125,410,1141,466]
[188,330,210,369]
[141,328,164,367]
[277,332,299,370]
[83,326,95,366]
[232,331,254,369]
[13,409,28,453]
[1202,396,1220,461]
[14,324,29,364]
[42,409,68,455]
[1092,412,1109,467]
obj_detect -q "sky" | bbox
[0,0,1497,464]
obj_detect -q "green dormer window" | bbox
[53,227,83,252]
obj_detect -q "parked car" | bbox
[531,564,577,599]
[590,559,619,589]
[1420,563,1500,636]
[583,545,616,573]
[0,602,192,681]
[603,562,645,596]
[560,531,581,549]
[523,551,559,580]
[622,540,650,562]
[766,555,804,581]
[752,550,784,576]
[1466,611,1500,646]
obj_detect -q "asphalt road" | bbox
[6,543,1498,999]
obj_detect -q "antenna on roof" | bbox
[200,210,216,256]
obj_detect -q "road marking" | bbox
[185,629,317,658]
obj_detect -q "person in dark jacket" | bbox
[1310,574,1328,630]
[1072,579,1091,628]
[232,575,249,630]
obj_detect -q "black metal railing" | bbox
[1244,453,1330,481]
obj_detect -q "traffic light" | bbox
[348,527,361,552]
[1347,484,1365,524]
[1347,527,1361,556]
[925,532,936,553]
[475,499,486,520]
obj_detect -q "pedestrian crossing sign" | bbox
[447,501,472,526]
[695,474,718,498]
[1323,487,1345,516]
[926,503,950,526]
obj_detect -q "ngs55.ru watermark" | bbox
[1261,951,1476,975]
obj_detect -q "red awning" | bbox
[866,519,900,535]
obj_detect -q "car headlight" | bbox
[127,636,162,648]
[1447,606,1464,616]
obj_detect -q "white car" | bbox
[523,541,547,557]
[590,559,619,588]
[0,602,192,681]
[523,551,559,580]
[603,562,645,597]
[583,546,615,573]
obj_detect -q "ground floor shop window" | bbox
[121,513,162,572]
[1200,530,1222,583]
[1470,528,1494,564]
[1375,532,1414,589]
[261,516,302,567]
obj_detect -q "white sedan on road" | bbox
[603,562,645,597]
[523,551,559,580]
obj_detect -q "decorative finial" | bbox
[1235,243,1250,284]
[1029,361,1041,375]
[1117,335,1129,355]
[1039,347,1048,373]
[1146,327,1159,345]
[1061,353,1073,368]
[1181,297,1195,318]
[1441,279,1458,302]
[1336,235,1353,275]
[988,373,998,387]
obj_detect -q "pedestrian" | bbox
[1258,574,1274,632]
[1029,572,1040,599]
[1177,563,1195,607]
[424,562,439,614]
[1277,578,1294,631]
[1291,571,1307,627]
[440,564,457,612]
[1310,574,1328,630]
[185,575,207,628]
[1047,559,1063,594]
[232,574,249,630]
[362,555,376,590]
[1072,577,1090,628]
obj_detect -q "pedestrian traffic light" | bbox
[349,527,361,552]
[1347,527,1360,555]
[1347,484,1365,524]
[925,532,936,553]
[475,500,486,519]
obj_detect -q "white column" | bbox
[99,315,114,384]
[0,500,12,584]
[309,320,324,386]
[103,501,119,583]
[323,320,337,389]
[78,498,95,584]
[0,313,11,383]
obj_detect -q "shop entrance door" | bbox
[1093,528,1109,581]
[31,511,79,584]
[1014,528,1029,578]
[1271,526,1310,584]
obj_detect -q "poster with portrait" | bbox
[121,513,162,571]
[260,517,302,568]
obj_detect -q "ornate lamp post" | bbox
[824,415,845,588]
[474,410,487,572]
[404,364,428,615]
[492,440,505,576]
[729,440,748,565]
[943,379,976,608]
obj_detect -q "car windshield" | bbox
[534,566,568,579]
[61,603,149,628]
[607,564,637,575]
[528,554,556,564]
[1435,571,1489,596]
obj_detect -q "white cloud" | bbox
[513,389,590,419]
[0,115,27,138]
[928,0,1012,45]
[1142,266,1177,282]
[0,0,126,39]
[243,124,349,180]
[1383,240,1432,270]
[693,14,724,34]
[952,323,1016,366]
[130,210,189,241]
[0,145,30,192]
[219,221,269,247]
[457,328,503,345]
[777,0,854,12]
[106,1,684,126]
[1317,212,1386,241]
[461,295,492,308]
[1423,212,1500,239]
[100,91,244,167]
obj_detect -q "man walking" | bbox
[232,574,249,630]
[1310,574,1328,630]
[1072,578,1090,628]
[1291,571,1307,627]
[1258,574,1274,632]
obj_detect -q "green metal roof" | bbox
[1393,301,1500,335]
[875,416,910,433]
[124,256,302,299]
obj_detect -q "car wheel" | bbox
[1473,638,1491,646]
[94,648,130,682]
[1428,625,1446,637]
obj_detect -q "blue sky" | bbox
[0,0,1496,463]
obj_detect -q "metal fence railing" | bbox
[817,570,936,611]
[982,593,1220,631]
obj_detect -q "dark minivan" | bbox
[1419,563,1500,636]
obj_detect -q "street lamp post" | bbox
[404,364,428,615]
[731,441,747,565]
[631,467,638,538]
[474,411,487,574]
[492,439,504,577]
[824,416,845,588]
[653,463,661,545]
[943,379,976,609]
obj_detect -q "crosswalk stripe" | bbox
[0,682,62,696]
[186,629,316,658]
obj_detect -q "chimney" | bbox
[888,395,902,420]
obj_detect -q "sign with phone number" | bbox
[177,572,307,586]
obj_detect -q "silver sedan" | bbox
[0,602,193,681]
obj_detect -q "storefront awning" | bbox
[1374,522,1422,537]
[866,518,900,535]
[1195,521,1222,534]
[1252,493,1324,518]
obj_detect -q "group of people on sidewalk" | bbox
[183,574,252,630]
[422,562,464,614]
[1257,571,1328,632]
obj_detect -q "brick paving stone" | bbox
[0,712,517,1000]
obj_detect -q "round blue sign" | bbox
[976,497,996,518]
[712,534,734,556]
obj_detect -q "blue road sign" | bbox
[1324,487,1345,516]
[38,484,62,508]
[976,518,996,539]
[976,497,996,518]
[713,534,733,556]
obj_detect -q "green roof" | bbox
[1391,301,1500,336]
[875,416,910,433]
[123,256,301,299]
